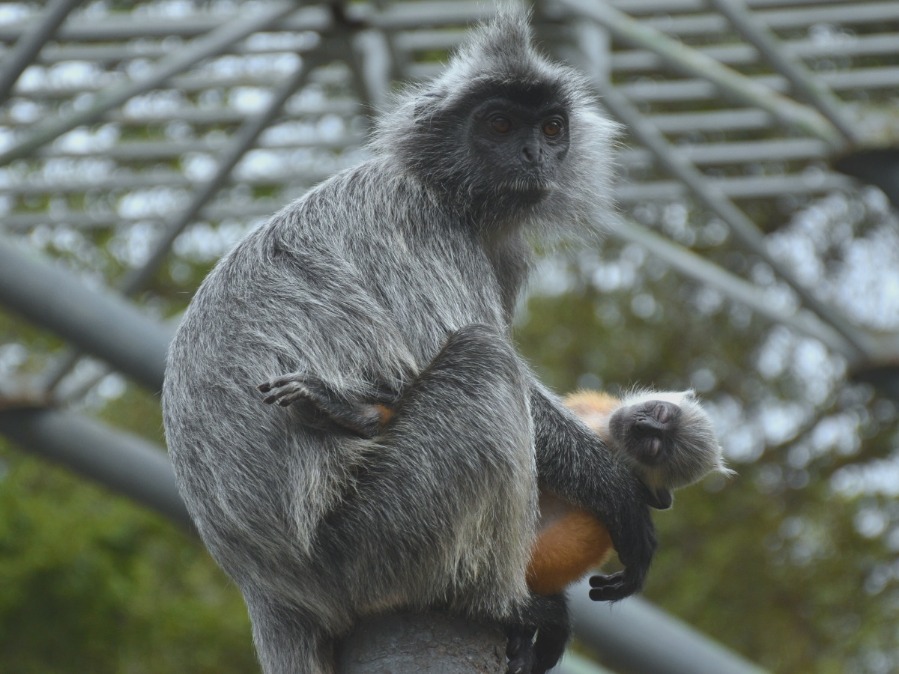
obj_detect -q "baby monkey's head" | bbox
[608,389,733,509]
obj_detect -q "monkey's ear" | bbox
[647,488,673,510]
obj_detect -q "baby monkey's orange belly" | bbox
[527,504,613,595]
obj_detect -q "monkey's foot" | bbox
[257,373,393,438]
[505,629,536,674]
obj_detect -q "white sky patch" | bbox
[108,222,158,268]
[183,153,218,182]
[96,373,127,401]
[531,256,577,297]
[833,228,899,329]
[0,4,31,25]
[832,455,899,498]
[118,187,189,220]
[229,87,273,115]
[236,149,283,180]
[758,400,810,446]
[56,125,119,154]
[124,90,187,117]
[769,189,899,333]
[172,220,258,262]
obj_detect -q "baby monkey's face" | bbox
[608,398,683,467]
[607,390,730,509]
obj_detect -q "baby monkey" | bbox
[258,378,731,600]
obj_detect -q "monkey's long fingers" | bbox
[259,380,310,407]
[257,373,317,394]
[587,571,641,602]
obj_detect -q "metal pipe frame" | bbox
[708,0,861,144]
[0,1,300,167]
[0,235,170,391]
[575,74,873,361]
[0,406,193,531]
[0,0,80,104]
[42,52,324,395]
[554,0,845,149]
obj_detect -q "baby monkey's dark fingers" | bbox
[587,571,642,602]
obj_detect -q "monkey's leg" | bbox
[257,373,397,437]
[529,383,657,602]
[302,325,541,670]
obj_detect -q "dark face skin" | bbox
[609,400,682,510]
[609,400,683,468]
[466,96,571,201]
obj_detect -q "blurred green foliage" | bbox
[0,446,257,674]
[0,389,256,673]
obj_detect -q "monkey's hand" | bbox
[257,373,398,437]
[586,495,656,602]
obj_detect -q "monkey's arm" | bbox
[257,373,399,437]
[528,381,657,602]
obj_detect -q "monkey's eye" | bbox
[489,115,512,134]
[542,118,564,138]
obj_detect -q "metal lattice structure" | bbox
[1,1,898,672]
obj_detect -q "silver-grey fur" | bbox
[162,7,654,674]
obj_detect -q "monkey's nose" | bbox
[633,401,680,432]
[520,143,542,164]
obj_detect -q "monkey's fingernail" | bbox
[262,395,277,404]
[278,398,291,407]
[258,383,271,392]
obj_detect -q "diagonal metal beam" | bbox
[0,1,299,168]
[594,84,874,360]
[566,581,769,674]
[0,234,171,391]
[555,0,845,150]
[611,217,860,364]
[708,0,862,145]
[42,53,324,394]
[0,406,192,531]
[0,0,80,105]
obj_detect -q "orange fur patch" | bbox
[374,403,395,425]
[527,508,613,595]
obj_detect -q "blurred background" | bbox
[0,1,897,672]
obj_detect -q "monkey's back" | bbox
[162,158,526,621]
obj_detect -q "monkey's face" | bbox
[400,80,575,213]
[465,94,571,201]
[609,399,683,469]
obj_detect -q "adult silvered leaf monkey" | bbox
[163,7,654,674]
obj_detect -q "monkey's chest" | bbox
[358,233,507,349]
